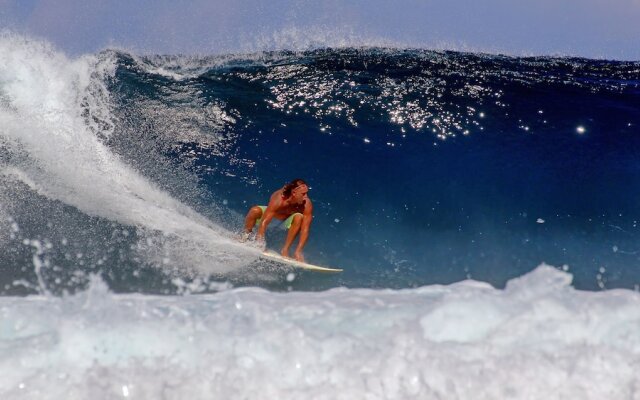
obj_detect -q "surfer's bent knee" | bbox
[250,205,264,217]
[287,213,303,230]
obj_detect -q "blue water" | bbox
[2,46,640,294]
[3,35,640,400]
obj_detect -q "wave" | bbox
[0,33,257,283]
[2,31,640,399]
[2,32,640,294]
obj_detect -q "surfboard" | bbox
[260,250,343,273]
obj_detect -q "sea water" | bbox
[1,32,640,398]
[2,268,640,399]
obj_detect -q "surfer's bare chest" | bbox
[273,200,305,217]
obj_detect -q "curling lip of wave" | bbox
[0,33,256,273]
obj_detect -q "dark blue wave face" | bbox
[106,49,640,291]
[2,48,639,294]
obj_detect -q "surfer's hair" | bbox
[283,178,307,198]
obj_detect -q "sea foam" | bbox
[0,265,638,399]
[0,33,256,274]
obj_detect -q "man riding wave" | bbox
[242,179,312,262]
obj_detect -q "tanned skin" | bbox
[243,184,312,262]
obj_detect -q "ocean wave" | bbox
[1,32,640,293]
[0,33,257,283]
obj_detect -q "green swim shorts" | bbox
[255,205,302,230]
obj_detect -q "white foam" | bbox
[242,25,399,54]
[0,33,256,273]
[129,54,218,81]
[0,265,638,399]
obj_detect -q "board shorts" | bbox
[255,206,302,230]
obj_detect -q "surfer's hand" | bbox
[294,250,305,263]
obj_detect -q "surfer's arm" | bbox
[257,193,282,240]
[256,208,276,240]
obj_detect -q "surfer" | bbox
[242,179,313,262]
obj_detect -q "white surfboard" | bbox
[260,250,343,273]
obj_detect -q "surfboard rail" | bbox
[260,250,343,273]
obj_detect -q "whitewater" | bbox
[0,35,257,277]
[2,32,640,398]
[1,267,639,399]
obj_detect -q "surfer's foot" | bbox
[238,231,251,243]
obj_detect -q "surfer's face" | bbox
[291,185,309,204]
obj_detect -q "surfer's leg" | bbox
[243,206,264,233]
[281,213,303,257]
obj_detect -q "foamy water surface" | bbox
[1,266,639,399]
